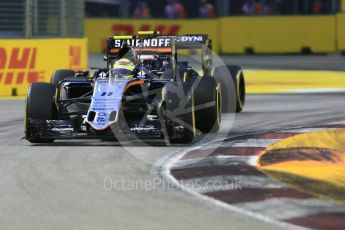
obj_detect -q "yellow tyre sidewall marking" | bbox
[216,84,221,126]
[191,88,196,137]
[236,70,244,110]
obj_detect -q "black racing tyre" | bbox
[163,81,195,143]
[213,65,245,113]
[25,82,56,143]
[213,66,236,113]
[187,76,221,133]
[228,65,246,113]
[50,70,75,85]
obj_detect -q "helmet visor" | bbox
[111,68,133,78]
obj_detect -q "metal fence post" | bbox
[79,0,85,37]
[60,0,67,37]
[304,0,309,14]
[293,0,299,14]
[331,0,339,13]
[260,0,265,14]
[25,0,32,38]
[32,0,38,34]
[120,0,129,18]
[216,0,229,16]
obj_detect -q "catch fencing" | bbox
[0,0,84,38]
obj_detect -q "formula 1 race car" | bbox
[25,31,245,144]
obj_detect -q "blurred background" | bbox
[0,0,344,96]
[1,0,342,33]
[0,0,344,52]
[1,3,345,230]
[85,0,342,18]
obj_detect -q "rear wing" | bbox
[105,31,213,76]
[106,34,212,54]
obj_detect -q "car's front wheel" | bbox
[25,82,56,143]
[163,81,196,144]
[187,76,221,133]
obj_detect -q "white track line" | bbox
[235,198,345,220]
[189,138,280,151]
[179,175,286,193]
[328,121,345,125]
[154,122,345,230]
[277,128,335,133]
[171,155,258,169]
[155,139,306,230]
[223,139,281,148]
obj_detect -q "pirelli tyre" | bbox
[228,65,246,113]
[213,65,246,113]
[187,76,221,133]
[50,70,75,85]
[25,82,56,143]
[163,82,196,143]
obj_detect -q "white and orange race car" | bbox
[25,31,245,144]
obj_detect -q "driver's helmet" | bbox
[111,58,135,78]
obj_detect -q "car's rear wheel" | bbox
[228,65,246,113]
[25,82,56,143]
[50,70,75,85]
[213,65,245,113]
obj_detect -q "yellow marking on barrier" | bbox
[244,70,345,94]
[258,129,345,202]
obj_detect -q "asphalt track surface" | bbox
[90,53,345,71]
[0,55,344,230]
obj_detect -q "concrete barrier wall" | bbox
[220,16,336,54]
[85,16,342,54]
[336,13,345,52]
[0,38,88,97]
